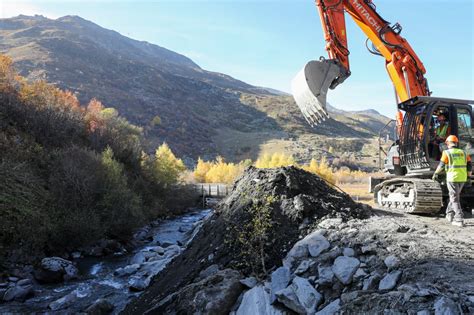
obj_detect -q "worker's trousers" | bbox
[446,182,464,221]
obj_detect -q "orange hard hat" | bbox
[445,135,459,143]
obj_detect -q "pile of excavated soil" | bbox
[123,166,370,314]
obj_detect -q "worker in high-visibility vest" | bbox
[432,135,472,227]
[435,114,450,142]
[432,114,451,160]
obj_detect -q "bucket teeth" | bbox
[291,59,344,127]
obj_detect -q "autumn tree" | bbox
[153,143,186,186]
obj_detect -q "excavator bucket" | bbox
[291,60,344,126]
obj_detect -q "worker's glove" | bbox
[432,173,439,181]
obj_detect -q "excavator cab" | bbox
[395,96,474,176]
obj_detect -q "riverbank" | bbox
[0,209,211,313]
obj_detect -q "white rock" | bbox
[270,266,290,304]
[236,285,285,315]
[378,270,402,290]
[318,265,334,286]
[292,277,322,314]
[318,218,343,229]
[343,248,355,257]
[332,256,360,285]
[295,260,312,275]
[434,296,461,315]
[276,286,305,314]
[315,299,341,315]
[276,276,322,314]
[307,234,330,258]
[283,231,330,268]
[384,255,400,269]
[417,310,431,315]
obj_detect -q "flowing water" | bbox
[0,209,212,314]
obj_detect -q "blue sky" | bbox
[1,0,473,117]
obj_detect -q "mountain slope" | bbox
[0,15,391,163]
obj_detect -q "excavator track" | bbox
[374,178,443,214]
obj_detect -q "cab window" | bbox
[457,108,473,154]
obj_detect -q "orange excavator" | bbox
[292,0,474,213]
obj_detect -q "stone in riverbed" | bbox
[34,257,78,283]
[378,270,402,290]
[17,279,32,286]
[129,275,152,291]
[114,264,140,277]
[2,284,34,302]
[332,256,360,285]
[84,298,115,314]
[130,252,147,265]
[270,266,291,304]
[236,285,284,315]
[49,291,79,311]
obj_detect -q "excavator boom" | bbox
[293,0,430,126]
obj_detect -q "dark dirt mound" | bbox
[123,166,370,314]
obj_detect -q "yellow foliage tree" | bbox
[255,152,295,168]
[154,143,186,186]
[193,157,212,183]
[302,157,335,185]
[193,156,248,184]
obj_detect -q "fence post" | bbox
[217,185,220,197]
[208,184,211,197]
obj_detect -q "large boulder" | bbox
[34,257,78,283]
[276,276,322,314]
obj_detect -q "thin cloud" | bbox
[0,1,58,19]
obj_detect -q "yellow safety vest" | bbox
[436,125,448,138]
[445,148,468,183]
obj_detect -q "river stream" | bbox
[0,209,212,314]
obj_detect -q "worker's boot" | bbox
[445,212,454,223]
[452,220,464,227]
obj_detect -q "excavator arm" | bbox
[292,0,430,126]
